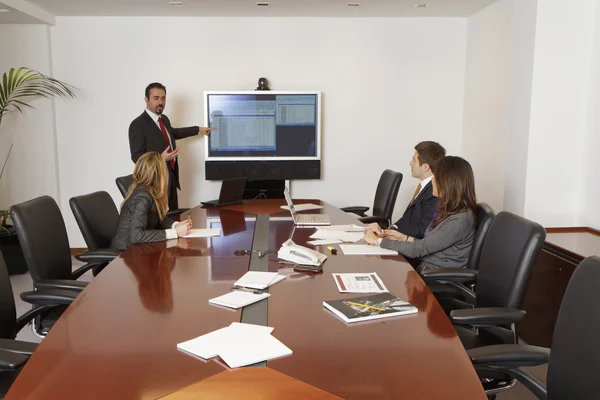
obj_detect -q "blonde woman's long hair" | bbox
[123,152,169,220]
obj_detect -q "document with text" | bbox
[332,272,389,293]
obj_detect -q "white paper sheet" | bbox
[338,244,398,256]
[234,271,286,290]
[209,291,271,309]
[218,332,293,368]
[307,239,343,246]
[316,224,365,232]
[182,228,221,238]
[309,230,363,243]
[332,272,389,293]
[177,323,275,360]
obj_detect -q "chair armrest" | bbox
[468,344,550,368]
[422,268,478,282]
[0,349,29,372]
[167,208,189,218]
[469,344,549,399]
[34,279,87,292]
[340,206,369,217]
[74,249,120,262]
[450,307,526,326]
[358,216,388,225]
[0,339,38,356]
[21,288,79,306]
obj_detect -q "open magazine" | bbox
[323,293,417,323]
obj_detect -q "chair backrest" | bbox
[371,169,403,222]
[547,256,600,399]
[69,191,120,250]
[116,174,134,198]
[475,211,545,309]
[10,196,73,282]
[466,203,495,270]
[0,252,16,340]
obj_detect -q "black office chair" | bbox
[340,169,403,226]
[469,255,600,399]
[423,211,546,395]
[10,196,115,335]
[70,191,119,251]
[0,251,76,397]
[69,191,121,276]
[116,174,189,218]
[428,202,495,300]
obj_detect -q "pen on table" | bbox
[230,286,264,295]
[347,301,385,311]
[327,246,337,255]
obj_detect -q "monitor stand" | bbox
[243,180,285,200]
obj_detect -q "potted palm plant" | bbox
[0,67,76,274]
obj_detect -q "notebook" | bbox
[177,322,274,360]
[209,290,271,309]
[233,271,286,290]
[323,293,417,323]
[201,177,247,207]
[283,188,330,226]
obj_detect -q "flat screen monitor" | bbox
[204,91,321,161]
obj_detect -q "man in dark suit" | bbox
[129,82,212,210]
[366,141,446,240]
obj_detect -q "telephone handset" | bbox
[278,239,327,266]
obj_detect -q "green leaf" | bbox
[0,67,77,126]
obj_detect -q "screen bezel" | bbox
[204,91,321,161]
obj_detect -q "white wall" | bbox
[462,0,512,213]
[0,24,59,216]
[50,17,468,246]
[580,1,600,230]
[524,0,595,227]
[502,0,538,217]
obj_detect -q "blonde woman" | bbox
[111,152,192,251]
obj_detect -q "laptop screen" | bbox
[283,188,297,219]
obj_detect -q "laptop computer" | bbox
[283,188,331,226]
[201,177,247,207]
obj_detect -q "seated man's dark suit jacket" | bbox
[393,181,438,267]
[393,180,438,239]
[128,111,198,202]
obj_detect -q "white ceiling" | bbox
[1,0,500,23]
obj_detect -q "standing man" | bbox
[366,141,446,240]
[129,82,212,211]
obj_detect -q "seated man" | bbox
[365,141,445,265]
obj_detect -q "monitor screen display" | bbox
[204,91,321,161]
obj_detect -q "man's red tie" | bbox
[158,116,175,169]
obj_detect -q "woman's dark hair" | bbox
[432,156,477,226]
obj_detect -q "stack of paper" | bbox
[338,244,398,256]
[234,271,286,290]
[316,224,365,232]
[177,322,292,368]
[183,228,221,238]
[209,290,270,309]
[309,230,363,243]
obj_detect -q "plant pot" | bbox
[0,225,28,275]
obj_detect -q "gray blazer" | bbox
[110,187,175,251]
[380,210,475,270]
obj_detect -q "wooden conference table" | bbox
[7,199,486,399]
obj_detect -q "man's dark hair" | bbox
[414,141,446,171]
[145,82,166,99]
